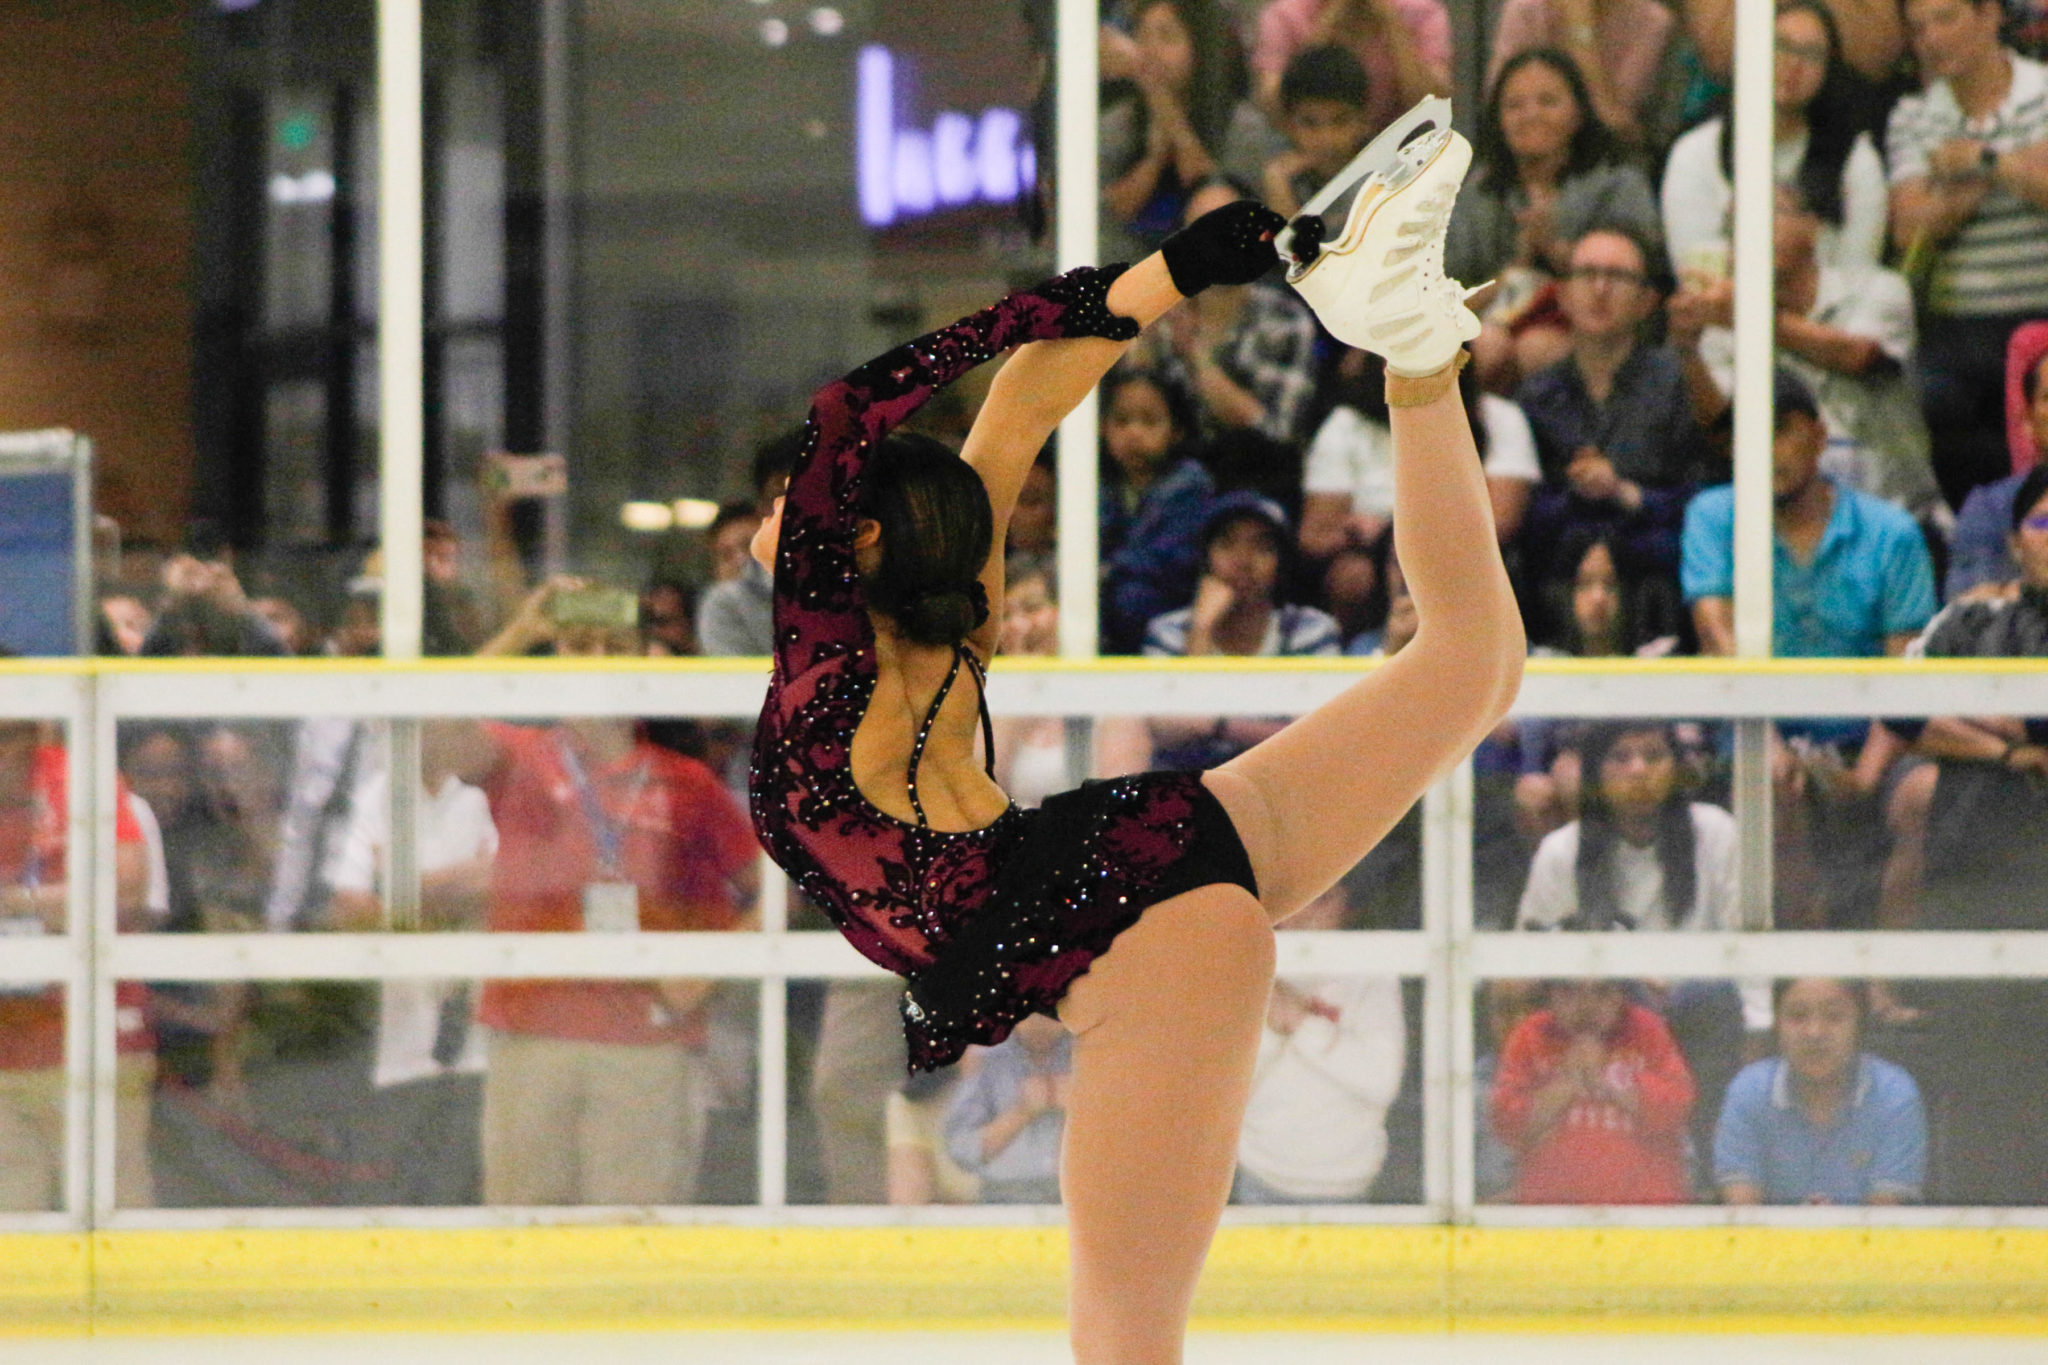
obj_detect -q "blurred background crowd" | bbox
[1,0,2045,1217]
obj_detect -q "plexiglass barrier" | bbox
[4,657,2046,1229]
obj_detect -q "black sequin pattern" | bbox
[748,266,1259,1069]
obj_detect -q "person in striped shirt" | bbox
[1887,0,2048,508]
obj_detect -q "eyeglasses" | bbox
[1566,265,1649,289]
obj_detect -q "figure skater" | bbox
[748,102,1521,1365]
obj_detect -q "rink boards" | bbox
[4,1226,2048,1337]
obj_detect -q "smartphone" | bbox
[484,452,568,499]
[548,586,640,629]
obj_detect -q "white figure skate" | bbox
[1279,96,1484,377]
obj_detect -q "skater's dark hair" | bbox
[859,432,994,648]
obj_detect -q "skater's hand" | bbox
[1160,200,1289,296]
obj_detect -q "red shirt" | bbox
[476,724,759,1047]
[0,746,149,1071]
[1491,1003,1694,1204]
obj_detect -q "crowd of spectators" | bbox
[9,0,2048,1214]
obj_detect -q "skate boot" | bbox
[1280,96,1483,377]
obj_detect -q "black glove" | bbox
[1160,200,1289,296]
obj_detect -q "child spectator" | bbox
[1662,0,1890,278]
[1233,889,1405,1204]
[1474,978,1545,1201]
[1486,0,1681,152]
[1099,366,1214,654]
[1451,49,1661,394]
[1670,183,1941,524]
[1887,0,2048,509]
[1261,44,1375,218]
[1530,529,1685,658]
[1491,978,1696,1204]
[1251,0,1451,137]
[1149,179,1321,443]
[1715,978,1925,1205]
[1100,0,1285,260]
[944,1014,1072,1204]
[1004,454,1059,589]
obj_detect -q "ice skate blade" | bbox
[1275,95,1454,275]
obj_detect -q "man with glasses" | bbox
[1888,0,2048,509]
[1514,225,1711,612]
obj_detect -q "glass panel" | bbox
[137,976,757,1208]
[116,715,760,935]
[1473,973,2048,1209]
[0,717,73,1213]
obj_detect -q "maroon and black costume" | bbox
[748,267,1259,1071]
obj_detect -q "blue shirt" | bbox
[1946,471,2027,599]
[1100,458,1214,655]
[1681,479,1937,657]
[944,1032,1072,1193]
[1713,1054,1926,1204]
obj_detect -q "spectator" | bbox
[886,1062,981,1206]
[1233,888,1405,1204]
[1674,0,1905,104]
[323,749,497,1205]
[1474,978,1545,1200]
[640,580,698,658]
[1251,0,1451,137]
[1683,368,1937,661]
[1301,352,1542,582]
[1886,464,2048,1202]
[421,518,486,656]
[1661,1,1891,278]
[705,501,763,586]
[1948,335,2048,597]
[141,524,287,657]
[1346,548,1418,657]
[1517,721,1738,932]
[1100,0,1284,260]
[1004,454,1059,589]
[1671,182,1942,523]
[1516,226,1709,592]
[1715,978,1926,1205]
[435,614,761,1206]
[1144,492,1340,768]
[1451,49,1662,394]
[1530,528,1685,657]
[944,1013,1072,1205]
[696,433,799,658]
[1887,0,2048,509]
[0,721,154,1210]
[1141,179,1321,443]
[1491,978,1696,1204]
[1486,0,1680,152]
[98,594,151,656]
[249,595,313,656]
[1261,44,1376,219]
[1099,366,1214,654]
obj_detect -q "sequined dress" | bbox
[748,266,1260,1071]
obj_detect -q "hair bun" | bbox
[896,580,989,647]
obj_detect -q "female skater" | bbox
[749,109,1523,1364]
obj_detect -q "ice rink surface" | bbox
[12,1335,2048,1364]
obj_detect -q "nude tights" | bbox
[1053,375,1523,1364]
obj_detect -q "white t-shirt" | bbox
[1661,118,1889,275]
[1303,394,1540,516]
[1699,266,1939,515]
[325,771,499,1087]
[1236,974,1406,1200]
[1517,802,1739,931]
